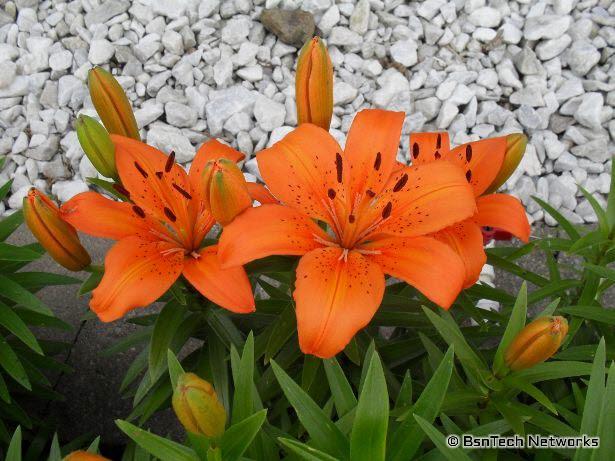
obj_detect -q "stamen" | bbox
[356,248,382,256]
[335,152,343,183]
[382,201,392,219]
[164,207,177,222]
[338,248,349,262]
[160,247,185,257]
[134,161,148,178]
[393,173,408,192]
[313,234,339,248]
[132,205,146,218]
[190,251,201,259]
[165,151,175,172]
[374,152,382,171]
[173,183,192,200]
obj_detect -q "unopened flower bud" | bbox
[485,133,527,194]
[23,189,91,272]
[76,115,117,179]
[172,372,226,438]
[88,67,140,140]
[63,451,110,461]
[295,36,333,131]
[202,158,252,226]
[505,316,568,371]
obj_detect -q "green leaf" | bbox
[47,433,61,461]
[606,159,615,229]
[0,178,13,201]
[149,302,186,379]
[593,361,615,460]
[231,332,255,425]
[87,177,129,200]
[323,357,357,417]
[167,349,185,391]
[508,361,592,383]
[413,414,473,461]
[0,210,23,242]
[574,338,606,461]
[493,283,527,375]
[0,301,43,354]
[584,263,615,282]
[533,195,580,239]
[389,346,455,461]
[271,360,349,460]
[116,419,199,461]
[559,305,615,325]
[0,339,31,390]
[208,332,230,415]
[220,409,267,461]
[578,185,609,235]
[7,272,80,290]
[0,243,43,262]
[0,274,53,316]
[350,352,388,461]
[264,304,295,363]
[78,269,103,296]
[277,438,339,461]
[504,376,558,414]
[5,426,21,461]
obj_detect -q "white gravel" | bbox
[0,0,614,228]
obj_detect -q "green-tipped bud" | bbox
[485,133,528,194]
[76,115,117,180]
[172,372,227,438]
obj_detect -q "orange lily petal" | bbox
[373,162,477,237]
[91,237,184,322]
[113,135,193,236]
[256,123,346,226]
[294,247,385,358]
[246,182,278,204]
[364,235,465,308]
[182,245,255,314]
[432,220,486,288]
[476,194,530,243]
[60,191,162,241]
[408,132,450,165]
[446,137,506,197]
[344,109,405,198]
[218,204,329,268]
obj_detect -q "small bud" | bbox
[505,316,568,371]
[485,133,527,194]
[202,158,252,226]
[172,372,226,438]
[88,67,140,140]
[23,189,91,272]
[76,115,118,180]
[63,451,110,461]
[295,36,333,131]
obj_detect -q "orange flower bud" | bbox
[172,372,226,438]
[88,67,140,140]
[202,158,252,226]
[76,115,118,179]
[485,133,527,194]
[295,36,333,130]
[63,451,110,461]
[505,316,568,371]
[23,189,91,271]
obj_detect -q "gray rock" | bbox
[88,40,115,65]
[349,0,370,34]
[571,138,609,163]
[513,47,542,75]
[390,39,418,67]
[27,135,59,161]
[468,7,501,28]
[334,82,358,105]
[535,35,571,61]
[51,179,89,203]
[85,0,130,27]
[565,40,601,76]
[415,97,441,121]
[574,93,604,130]
[205,86,257,136]
[524,15,571,40]
[221,17,252,45]
[260,9,315,47]
[510,86,544,107]
[329,27,362,47]
[254,96,286,132]
[165,101,197,128]
[146,122,195,163]
[134,101,164,127]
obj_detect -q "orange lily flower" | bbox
[408,132,531,287]
[219,109,477,358]
[60,137,256,321]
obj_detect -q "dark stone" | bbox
[260,8,315,47]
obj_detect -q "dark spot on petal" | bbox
[349,214,355,223]
[412,142,419,159]
[113,183,130,198]
[393,173,408,192]
[335,152,343,183]
[173,183,192,200]
[366,189,375,198]
[434,150,441,160]
[164,207,177,222]
[374,152,382,171]
[466,145,472,162]
[165,151,175,172]
[132,205,145,218]
[327,188,336,199]
[436,133,442,149]
[155,171,163,179]
[466,170,472,182]
[134,161,148,178]
[382,201,392,219]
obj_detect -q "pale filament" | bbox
[160,247,185,257]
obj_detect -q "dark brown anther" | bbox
[434,151,441,160]
[412,142,419,159]
[155,171,163,179]
[132,205,146,218]
[327,188,336,199]
[173,183,192,199]
[465,145,472,162]
[134,161,148,178]
[335,152,343,183]
[164,207,177,222]
[393,173,409,192]
[382,201,392,219]
[165,151,175,172]
[366,189,376,198]
[436,133,442,149]
[466,170,472,182]
[374,152,382,171]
